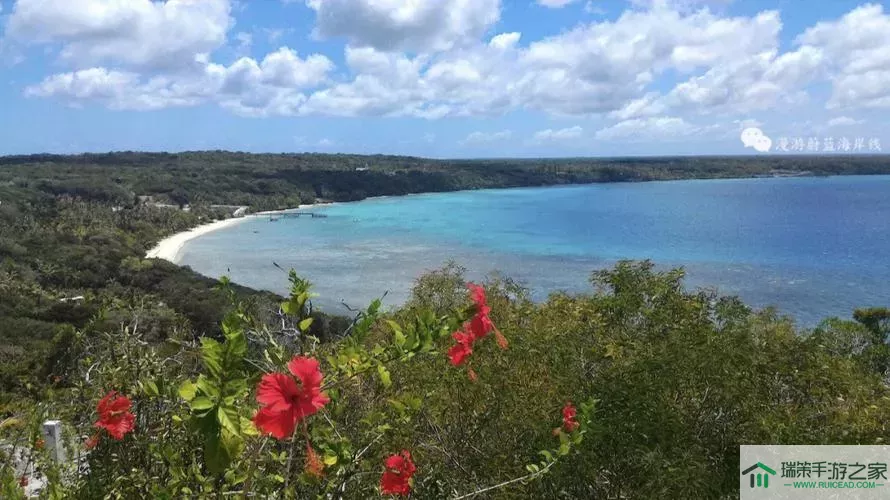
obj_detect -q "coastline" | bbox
[144,174,871,266]
[145,204,320,263]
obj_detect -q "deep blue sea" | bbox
[179,175,890,326]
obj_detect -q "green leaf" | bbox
[226,330,247,360]
[406,396,422,410]
[217,406,241,436]
[223,377,249,398]
[240,418,258,437]
[143,380,160,397]
[368,298,381,315]
[323,454,338,466]
[299,318,314,332]
[221,312,244,337]
[388,399,406,412]
[281,300,297,316]
[220,428,245,462]
[196,376,220,399]
[191,397,215,412]
[204,433,231,475]
[377,365,392,388]
[387,320,406,347]
[178,381,197,402]
[201,338,224,378]
[225,470,247,486]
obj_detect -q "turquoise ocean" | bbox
[179,175,890,326]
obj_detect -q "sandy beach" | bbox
[145,217,251,263]
[145,204,323,263]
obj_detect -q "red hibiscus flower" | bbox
[562,402,580,433]
[305,444,325,478]
[445,283,508,371]
[467,283,493,339]
[380,450,416,496]
[467,283,506,349]
[95,391,136,440]
[467,311,493,340]
[253,356,330,440]
[447,330,474,366]
[468,283,487,309]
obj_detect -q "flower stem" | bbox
[451,460,556,500]
[283,430,299,491]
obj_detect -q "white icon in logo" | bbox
[740,127,772,153]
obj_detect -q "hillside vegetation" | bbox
[3,151,889,209]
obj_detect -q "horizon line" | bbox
[2,150,889,162]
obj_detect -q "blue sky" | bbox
[0,0,888,157]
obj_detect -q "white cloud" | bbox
[23,68,202,110]
[6,0,233,70]
[585,2,606,15]
[211,47,333,116]
[461,130,512,145]
[827,116,863,127]
[629,0,734,11]
[595,116,699,141]
[608,92,664,120]
[250,47,332,88]
[299,46,428,117]
[734,118,762,130]
[662,46,823,113]
[512,8,782,116]
[796,4,890,109]
[489,32,521,50]
[234,32,252,54]
[26,47,333,117]
[263,28,289,44]
[533,126,584,142]
[299,40,523,119]
[13,0,889,130]
[537,0,579,8]
[305,0,501,53]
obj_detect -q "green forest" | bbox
[1,152,889,498]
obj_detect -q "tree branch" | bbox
[452,461,556,500]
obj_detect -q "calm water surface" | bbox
[179,176,890,326]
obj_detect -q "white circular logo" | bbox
[740,127,772,153]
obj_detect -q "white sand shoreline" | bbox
[145,204,321,263]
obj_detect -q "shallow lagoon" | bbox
[180,175,890,326]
